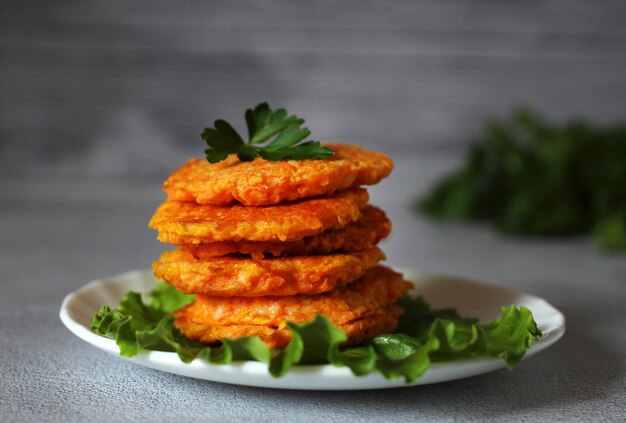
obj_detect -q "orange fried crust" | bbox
[162,144,393,206]
[183,205,391,259]
[173,266,412,348]
[149,188,368,244]
[176,305,402,349]
[153,247,385,296]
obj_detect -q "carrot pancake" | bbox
[149,188,368,244]
[153,247,385,296]
[162,144,393,206]
[183,205,391,259]
[176,305,402,349]
[173,266,411,348]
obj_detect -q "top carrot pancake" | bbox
[162,144,393,206]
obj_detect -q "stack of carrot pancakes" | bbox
[149,144,412,349]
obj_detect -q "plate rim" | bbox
[59,269,565,390]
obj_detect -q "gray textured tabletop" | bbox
[1,155,624,422]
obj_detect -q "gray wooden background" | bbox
[1,0,625,178]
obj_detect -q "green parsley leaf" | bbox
[90,284,543,383]
[203,103,333,163]
[245,103,304,144]
[260,141,334,162]
[202,120,244,163]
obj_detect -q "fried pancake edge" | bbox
[153,247,386,296]
[163,144,393,206]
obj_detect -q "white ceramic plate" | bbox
[60,269,565,390]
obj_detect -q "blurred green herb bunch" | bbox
[418,108,626,252]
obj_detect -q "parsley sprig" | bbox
[202,103,334,163]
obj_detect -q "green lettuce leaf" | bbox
[90,283,542,383]
[372,335,439,383]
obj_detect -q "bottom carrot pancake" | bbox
[183,205,391,259]
[173,266,412,348]
[153,247,385,296]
